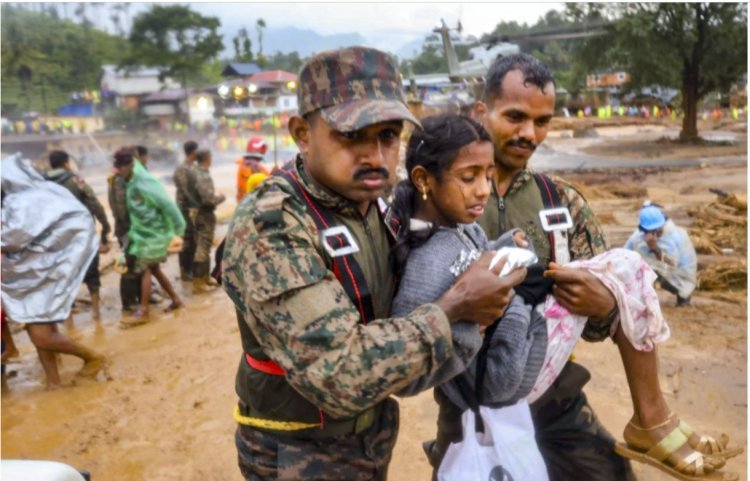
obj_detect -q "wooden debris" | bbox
[697,259,747,291]
[688,191,747,254]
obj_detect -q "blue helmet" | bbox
[639,205,666,231]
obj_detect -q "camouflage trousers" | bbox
[235,398,399,481]
[193,210,216,264]
[179,207,197,275]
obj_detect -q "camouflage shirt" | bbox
[173,161,199,210]
[107,173,130,245]
[45,168,111,243]
[222,157,453,419]
[190,165,224,211]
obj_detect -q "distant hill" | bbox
[262,27,367,57]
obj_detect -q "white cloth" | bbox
[527,248,671,403]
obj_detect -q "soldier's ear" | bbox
[288,116,311,156]
[472,101,488,123]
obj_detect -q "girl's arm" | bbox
[393,233,484,397]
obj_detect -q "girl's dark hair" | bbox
[391,113,492,274]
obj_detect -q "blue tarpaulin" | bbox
[58,103,95,117]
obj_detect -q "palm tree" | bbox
[256,18,266,57]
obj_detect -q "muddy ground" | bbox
[2,123,747,481]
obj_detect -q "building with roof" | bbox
[216,70,299,117]
[99,65,182,110]
[221,63,262,78]
[140,88,215,126]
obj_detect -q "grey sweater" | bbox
[393,221,548,410]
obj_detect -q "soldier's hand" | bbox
[544,262,616,318]
[99,243,111,254]
[436,252,527,326]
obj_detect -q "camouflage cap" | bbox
[298,46,421,132]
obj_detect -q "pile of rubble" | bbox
[688,190,747,256]
[690,190,747,293]
[698,258,747,291]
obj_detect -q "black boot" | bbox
[676,295,691,307]
[179,251,193,281]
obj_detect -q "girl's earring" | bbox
[421,187,428,201]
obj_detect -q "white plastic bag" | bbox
[438,401,549,481]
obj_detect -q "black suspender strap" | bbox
[533,172,563,264]
[280,171,375,325]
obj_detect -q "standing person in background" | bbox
[236,136,270,203]
[108,149,141,311]
[44,150,111,321]
[174,141,200,281]
[189,149,225,292]
[135,145,149,168]
[3,155,106,388]
[625,204,697,306]
[120,149,186,327]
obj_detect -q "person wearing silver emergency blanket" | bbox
[1,154,106,388]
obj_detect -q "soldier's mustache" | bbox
[353,167,390,181]
[506,139,537,151]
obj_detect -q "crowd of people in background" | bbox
[0,135,249,384]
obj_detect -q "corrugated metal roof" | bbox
[222,63,262,77]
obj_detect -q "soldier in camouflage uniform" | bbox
[460,53,718,481]
[188,149,225,291]
[222,46,525,481]
[174,141,200,281]
[45,150,111,321]
[107,150,141,310]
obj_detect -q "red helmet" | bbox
[246,136,268,157]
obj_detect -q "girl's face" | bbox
[417,140,495,227]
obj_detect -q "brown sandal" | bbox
[615,419,737,481]
[630,414,744,461]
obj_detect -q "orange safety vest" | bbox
[236,158,269,202]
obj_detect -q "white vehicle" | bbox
[1,460,89,481]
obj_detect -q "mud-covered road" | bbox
[2,124,746,480]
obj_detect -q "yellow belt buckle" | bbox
[354,408,374,434]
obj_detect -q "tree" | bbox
[256,18,266,57]
[255,18,269,67]
[232,27,253,62]
[1,4,130,114]
[570,3,747,141]
[265,51,304,73]
[125,5,224,88]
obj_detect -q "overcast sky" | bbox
[115,2,565,52]
[188,2,564,38]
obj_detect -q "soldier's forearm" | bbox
[254,298,453,418]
